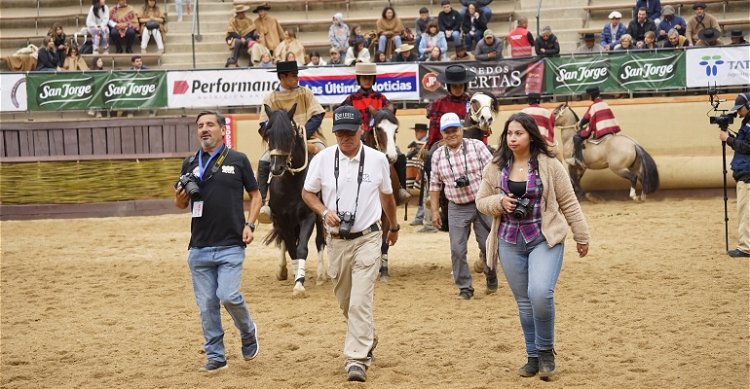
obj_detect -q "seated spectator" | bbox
[109,0,140,54]
[274,30,305,65]
[657,5,686,42]
[695,27,723,46]
[376,6,404,54]
[450,43,475,61]
[508,16,534,58]
[130,55,148,70]
[575,33,603,54]
[308,51,326,66]
[614,33,634,50]
[373,50,388,63]
[438,0,462,47]
[349,25,371,51]
[36,36,62,71]
[658,28,689,48]
[414,7,432,49]
[329,13,350,58]
[345,36,371,65]
[461,2,487,51]
[419,21,448,61]
[730,30,747,45]
[635,0,661,24]
[49,23,68,67]
[225,57,239,67]
[329,47,344,65]
[601,11,627,51]
[226,4,260,66]
[476,29,502,60]
[391,43,418,62]
[87,0,110,54]
[139,0,165,53]
[253,3,285,56]
[91,56,106,70]
[62,46,89,70]
[426,46,444,62]
[686,2,720,46]
[534,26,559,57]
[257,52,274,68]
[642,30,657,49]
[459,0,492,23]
[627,7,657,48]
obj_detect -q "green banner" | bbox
[25,71,167,111]
[544,51,685,94]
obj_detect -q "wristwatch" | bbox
[245,222,256,232]
[390,224,400,232]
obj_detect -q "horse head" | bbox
[468,91,499,137]
[369,107,399,164]
[553,101,579,130]
[261,103,302,176]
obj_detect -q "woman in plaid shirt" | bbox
[476,112,590,381]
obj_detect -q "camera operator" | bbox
[174,111,262,373]
[719,92,750,258]
[301,106,399,382]
[429,112,498,300]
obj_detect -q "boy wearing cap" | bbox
[719,92,750,258]
[302,106,400,382]
[686,2,720,46]
[476,29,502,60]
[329,47,344,65]
[429,112,498,299]
[572,86,621,166]
[438,0,462,47]
[601,11,627,51]
[657,5,686,42]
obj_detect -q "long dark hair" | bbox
[492,112,554,169]
[92,0,104,19]
[381,6,397,19]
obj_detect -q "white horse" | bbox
[464,91,499,142]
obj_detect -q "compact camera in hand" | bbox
[454,176,470,188]
[337,211,356,238]
[513,197,533,219]
[176,173,201,201]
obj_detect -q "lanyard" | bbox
[334,145,366,216]
[198,145,226,180]
[445,139,469,180]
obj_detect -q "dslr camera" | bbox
[337,211,356,238]
[454,176,470,188]
[710,114,734,128]
[513,197,533,219]
[708,86,735,130]
[176,173,201,201]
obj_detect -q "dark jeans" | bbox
[110,27,136,53]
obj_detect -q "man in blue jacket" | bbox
[719,93,750,258]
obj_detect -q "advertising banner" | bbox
[102,71,167,109]
[685,46,750,88]
[26,72,103,111]
[224,114,236,149]
[418,59,542,100]
[298,64,419,104]
[1,73,27,112]
[167,68,279,108]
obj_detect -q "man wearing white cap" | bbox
[429,112,498,299]
[718,92,750,258]
[601,11,627,51]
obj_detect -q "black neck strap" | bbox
[334,145,366,216]
[444,140,469,180]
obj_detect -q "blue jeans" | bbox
[498,232,563,357]
[446,30,461,47]
[460,7,493,22]
[378,35,401,54]
[188,246,256,362]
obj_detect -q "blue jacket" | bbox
[656,15,687,41]
[601,22,627,49]
[730,115,750,180]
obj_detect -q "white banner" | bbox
[686,46,750,88]
[1,73,28,112]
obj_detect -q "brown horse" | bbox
[553,102,660,201]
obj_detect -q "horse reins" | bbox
[268,120,310,176]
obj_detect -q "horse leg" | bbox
[379,213,390,282]
[619,169,640,202]
[291,214,316,297]
[315,219,327,286]
[568,165,586,199]
[276,241,288,281]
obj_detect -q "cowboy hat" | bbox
[268,60,306,73]
[354,62,377,76]
[252,3,271,13]
[412,123,428,131]
[698,27,720,41]
[234,4,250,13]
[437,64,476,85]
[394,43,415,53]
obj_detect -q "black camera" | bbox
[454,176,470,188]
[337,211,356,238]
[513,197,533,219]
[176,173,201,201]
[710,114,735,127]
[707,86,735,130]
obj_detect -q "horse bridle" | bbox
[268,119,309,176]
[553,103,578,131]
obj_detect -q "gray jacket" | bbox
[475,37,503,60]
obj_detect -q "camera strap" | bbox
[334,145,366,216]
[444,139,469,181]
[197,145,229,180]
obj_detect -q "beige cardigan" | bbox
[475,154,591,271]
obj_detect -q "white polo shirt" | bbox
[304,143,393,233]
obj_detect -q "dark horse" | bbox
[260,104,326,296]
[362,108,401,282]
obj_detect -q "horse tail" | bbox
[635,145,660,194]
[262,227,284,247]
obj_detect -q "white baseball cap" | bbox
[608,11,622,19]
[440,112,462,132]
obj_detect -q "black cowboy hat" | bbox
[692,2,706,9]
[437,64,476,85]
[698,27,720,42]
[253,3,271,13]
[730,30,745,38]
[583,33,596,41]
[412,123,428,131]
[268,60,306,73]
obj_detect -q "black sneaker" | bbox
[347,365,367,382]
[457,290,473,300]
[728,249,750,258]
[242,322,259,361]
[486,274,498,294]
[200,359,228,373]
[518,357,539,377]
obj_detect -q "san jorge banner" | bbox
[102,71,167,109]
[419,59,543,100]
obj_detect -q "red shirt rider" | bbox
[520,93,556,143]
[579,87,621,139]
[426,64,476,148]
[340,63,395,131]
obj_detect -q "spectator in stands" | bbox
[376,6,404,55]
[49,23,68,67]
[62,46,89,71]
[459,0,492,23]
[130,55,148,70]
[345,37,371,65]
[601,11,627,51]
[91,56,106,70]
[226,5,261,66]
[274,30,306,66]
[451,43,475,61]
[415,7,432,50]
[462,2,487,51]
[658,28,689,48]
[657,5,686,42]
[627,7,657,48]
[534,26,559,57]
[329,47,344,65]
[634,0,661,24]
[257,52,274,68]
[686,2,720,46]
[373,51,388,63]
[174,0,191,22]
[329,13,350,59]
[419,21,448,61]
[642,30,658,49]
[575,33,603,54]
[225,57,239,68]
[109,0,140,54]
[614,33,634,50]
[695,27,724,46]
[391,43,418,62]
[87,0,110,54]
[476,29,502,60]
[139,0,166,53]
[508,16,534,58]
[308,51,326,66]
[36,37,62,71]
[349,25,371,51]
[438,0,463,47]
[426,47,445,62]
[730,30,748,45]
[253,3,285,56]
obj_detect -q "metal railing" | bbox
[191,0,202,68]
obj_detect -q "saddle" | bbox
[586,133,613,146]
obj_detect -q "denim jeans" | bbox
[188,246,256,363]
[378,35,401,54]
[498,232,563,357]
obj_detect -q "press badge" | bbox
[192,201,204,218]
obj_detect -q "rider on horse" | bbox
[521,93,556,146]
[257,60,327,223]
[339,62,411,203]
[572,86,622,166]
[426,64,474,150]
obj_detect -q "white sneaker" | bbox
[258,205,272,224]
[87,109,96,117]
